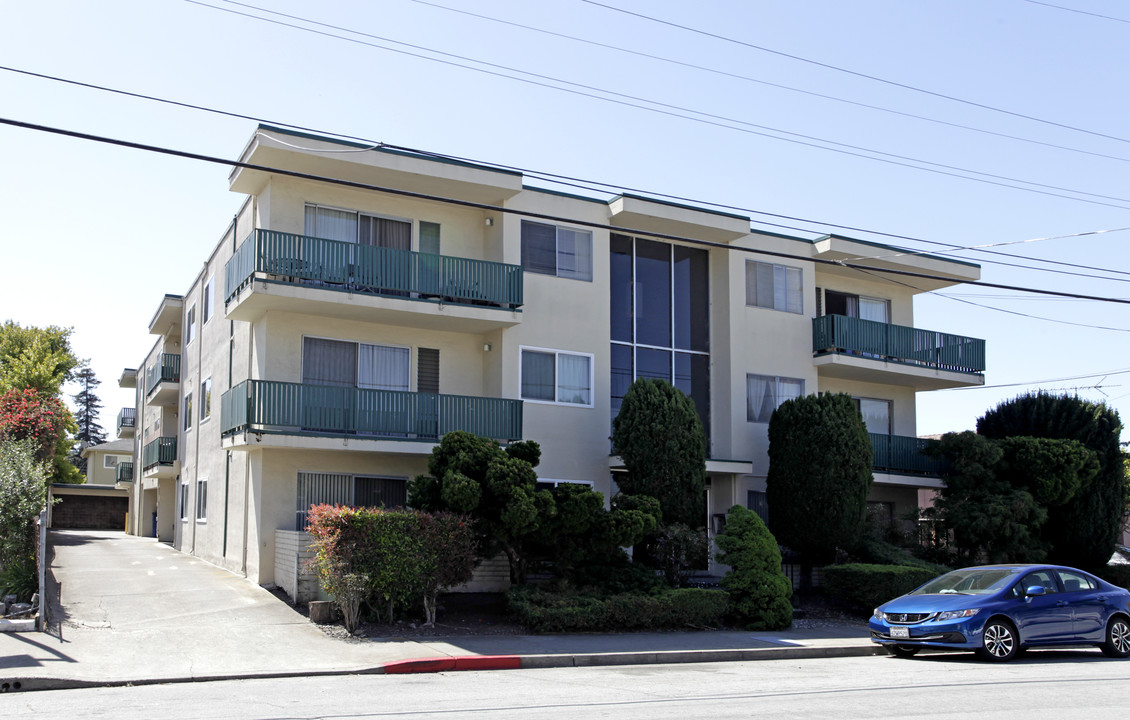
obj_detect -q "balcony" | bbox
[116,461,135,483]
[224,230,524,332]
[144,354,181,406]
[813,315,985,390]
[117,407,137,438]
[220,379,522,452]
[142,437,178,479]
[870,433,947,478]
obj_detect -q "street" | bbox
[3,651,1128,719]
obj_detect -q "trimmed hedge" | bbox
[508,587,729,633]
[823,563,939,612]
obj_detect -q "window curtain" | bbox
[754,262,775,309]
[358,344,410,391]
[557,353,591,405]
[858,398,891,434]
[521,350,555,401]
[747,375,772,422]
[305,206,357,243]
[779,377,804,405]
[556,228,593,281]
[360,216,412,250]
[785,266,803,313]
[859,297,889,323]
[302,338,357,387]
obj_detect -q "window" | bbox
[305,204,412,250]
[1058,570,1097,593]
[747,490,769,526]
[854,397,891,435]
[183,392,193,431]
[296,472,407,529]
[103,454,128,469]
[521,220,593,281]
[747,374,804,422]
[535,478,595,492]
[302,337,409,391]
[179,481,189,521]
[824,290,889,322]
[520,347,593,406]
[185,304,197,344]
[196,478,207,522]
[746,260,803,313]
[202,275,214,324]
[200,377,212,421]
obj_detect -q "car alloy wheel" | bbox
[1101,617,1130,659]
[976,619,1018,662]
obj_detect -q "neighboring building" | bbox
[49,439,133,530]
[118,126,986,599]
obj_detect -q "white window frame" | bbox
[200,377,212,422]
[179,480,189,521]
[746,373,805,423]
[196,478,208,522]
[202,275,215,325]
[745,260,803,314]
[535,478,595,489]
[103,454,127,469]
[520,220,594,282]
[183,392,193,432]
[519,346,595,408]
[185,304,197,344]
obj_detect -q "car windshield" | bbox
[911,568,1019,596]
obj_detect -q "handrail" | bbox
[813,314,985,374]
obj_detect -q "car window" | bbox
[1058,570,1097,593]
[912,568,1017,595]
[1020,571,1059,595]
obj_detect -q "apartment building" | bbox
[115,125,985,597]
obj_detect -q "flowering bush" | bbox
[0,388,67,463]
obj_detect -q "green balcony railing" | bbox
[144,354,181,396]
[813,315,985,375]
[117,407,136,433]
[142,437,177,471]
[221,379,523,444]
[117,461,135,483]
[225,229,523,309]
[870,433,947,476]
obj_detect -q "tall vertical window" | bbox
[179,481,189,521]
[520,347,593,406]
[610,235,710,443]
[521,220,593,281]
[202,275,214,323]
[200,377,212,421]
[746,374,804,423]
[183,392,193,431]
[185,305,197,344]
[196,478,208,522]
[854,397,891,434]
[746,260,803,313]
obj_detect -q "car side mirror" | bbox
[1026,585,1046,597]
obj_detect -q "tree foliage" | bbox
[977,392,1125,569]
[714,505,793,631]
[0,321,81,397]
[611,378,707,528]
[766,392,873,566]
[0,438,49,598]
[70,367,107,472]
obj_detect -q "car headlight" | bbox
[873,608,884,620]
[936,608,980,621]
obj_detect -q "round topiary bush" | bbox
[714,505,793,630]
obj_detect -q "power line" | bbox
[409,0,1130,167]
[1021,0,1130,25]
[939,368,1130,392]
[5,61,1126,285]
[185,1,1130,211]
[5,114,1130,308]
[581,0,1130,145]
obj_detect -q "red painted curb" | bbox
[382,656,522,674]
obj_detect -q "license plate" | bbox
[890,626,910,639]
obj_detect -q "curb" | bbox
[3,644,880,692]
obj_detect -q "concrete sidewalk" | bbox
[0,530,877,692]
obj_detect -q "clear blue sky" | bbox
[2,0,1128,441]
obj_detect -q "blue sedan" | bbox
[869,564,1130,661]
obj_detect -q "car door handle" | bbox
[1056,601,1069,607]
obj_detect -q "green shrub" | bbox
[507,586,728,633]
[857,538,950,576]
[0,555,37,603]
[823,563,939,612]
[714,506,793,630]
[1097,565,1130,589]
[568,552,666,595]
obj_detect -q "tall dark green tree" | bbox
[610,378,707,528]
[766,392,873,568]
[70,367,107,474]
[977,392,1125,570]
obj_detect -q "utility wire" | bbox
[186,1,1130,211]
[939,368,1130,392]
[581,0,1130,145]
[410,0,1130,166]
[5,114,1130,307]
[5,61,1127,285]
[1021,0,1130,25]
